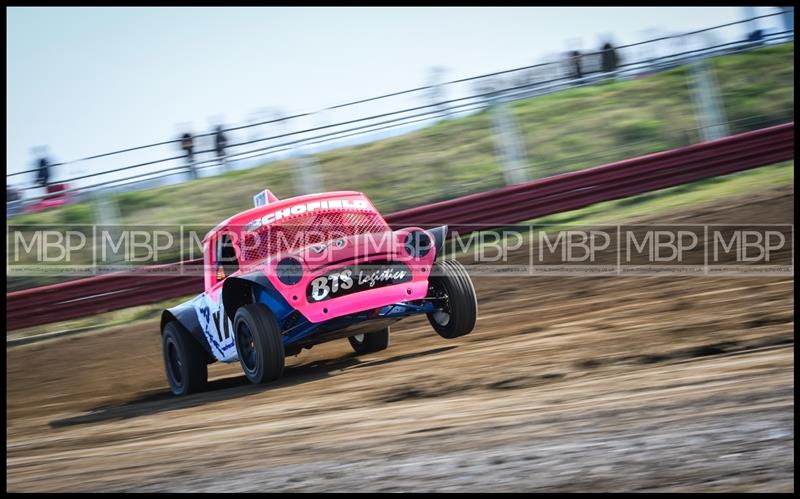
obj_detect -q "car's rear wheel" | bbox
[348,327,390,355]
[234,304,285,385]
[162,321,208,396]
[426,259,477,339]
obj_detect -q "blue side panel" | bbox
[429,225,448,258]
[253,285,296,329]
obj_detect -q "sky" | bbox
[6,6,785,186]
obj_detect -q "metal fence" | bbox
[6,12,794,210]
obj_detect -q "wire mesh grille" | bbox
[240,210,389,262]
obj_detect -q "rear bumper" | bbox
[260,228,438,323]
[299,278,429,323]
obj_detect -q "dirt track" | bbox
[6,188,794,492]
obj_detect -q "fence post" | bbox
[488,88,530,185]
[742,7,759,37]
[293,154,323,195]
[92,186,124,269]
[268,109,290,162]
[292,114,324,195]
[779,7,794,33]
[687,47,729,142]
[426,66,448,119]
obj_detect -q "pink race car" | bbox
[161,189,477,395]
[24,183,74,213]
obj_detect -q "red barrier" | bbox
[6,122,794,330]
[385,122,794,229]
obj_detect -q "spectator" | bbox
[34,148,51,188]
[747,29,764,47]
[180,132,197,180]
[601,42,620,77]
[569,50,583,82]
[7,184,22,217]
[214,125,229,171]
[7,184,20,202]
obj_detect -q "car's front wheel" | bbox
[234,304,285,385]
[426,259,478,339]
[348,327,390,355]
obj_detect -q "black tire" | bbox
[234,303,285,385]
[426,259,478,339]
[348,327,390,355]
[162,321,208,396]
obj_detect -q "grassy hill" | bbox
[10,43,793,227]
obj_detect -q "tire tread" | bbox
[427,259,477,339]
[235,304,285,384]
[163,321,208,396]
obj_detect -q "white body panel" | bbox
[194,293,238,363]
